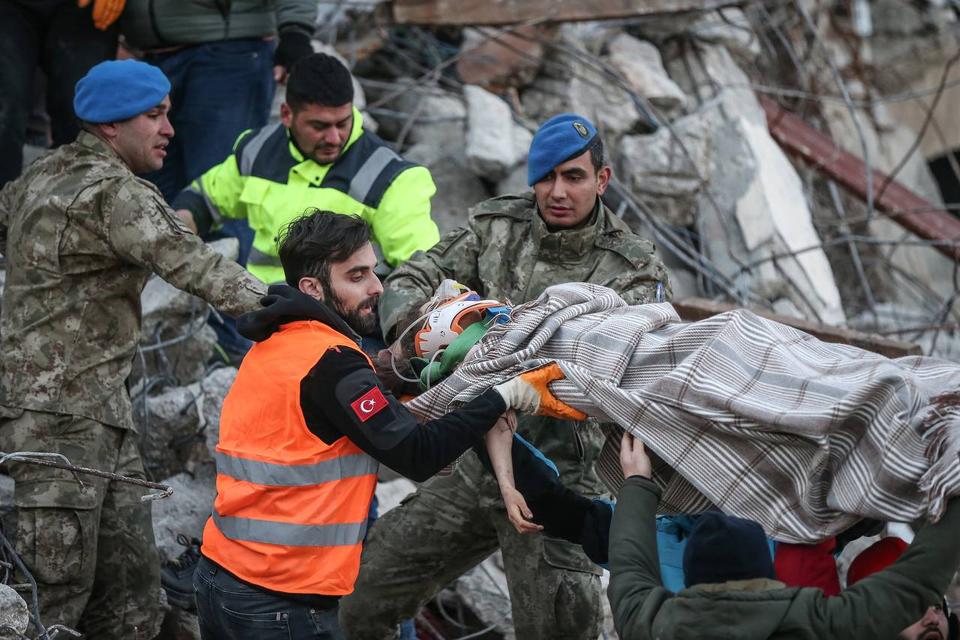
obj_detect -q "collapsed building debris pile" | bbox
[2,0,960,637]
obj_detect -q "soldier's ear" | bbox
[596,165,612,195]
[298,277,324,302]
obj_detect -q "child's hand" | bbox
[501,486,544,535]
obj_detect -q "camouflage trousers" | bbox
[339,452,603,640]
[0,408,163,639]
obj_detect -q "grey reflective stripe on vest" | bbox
[348,146,401,204]
[216,451,378,487]
[247,246,283,267]
[212,512,367,547]
[238,123,284,176]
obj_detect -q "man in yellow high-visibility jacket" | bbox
[172,52,439,285]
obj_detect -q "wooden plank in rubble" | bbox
[760,96,960,262]
[380,0,737,26]
[673,297,922,358]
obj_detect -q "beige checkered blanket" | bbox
[406,283,960,543]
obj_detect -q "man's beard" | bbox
[324,284,379,335]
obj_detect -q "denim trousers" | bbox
[144,38,274,354]
[0,0,118,186]
[194,556,344,640]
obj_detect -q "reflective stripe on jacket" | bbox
[201,319,379,595]
[175,108,439,283]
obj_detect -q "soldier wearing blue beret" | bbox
[0,59,267,638]
[341,113,672,640]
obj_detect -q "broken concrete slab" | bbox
[496,164,530,196]
[608,33,687,118]
[0,584,29,639]
[464,85,520,181]
[376,78,466,145]
[199,367,239,460]
[152,469,217,564]
[136,385,205,480]
[664,42,765,127]
[696,109,846,325]
[406,133,491,235]
[457,25,552,93]
[619,114,712,227]
[689,7,761,60]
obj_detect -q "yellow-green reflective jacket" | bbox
[174,108,440,283]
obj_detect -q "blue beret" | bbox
[527,113,598,186]
[74,60,171,123]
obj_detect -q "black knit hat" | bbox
[682,512,775,587]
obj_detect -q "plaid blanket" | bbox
[406,283,960,543]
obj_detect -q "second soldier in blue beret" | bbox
[341,113,672,640]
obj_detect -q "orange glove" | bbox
[78,0,125,31]
[493,362,587,420]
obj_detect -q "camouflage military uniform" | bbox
[340,193,671,639]
[0,132,265,638]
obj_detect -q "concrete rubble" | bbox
[1,0,960,637]
[0,584,29,639]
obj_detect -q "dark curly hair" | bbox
[277,210,370,287]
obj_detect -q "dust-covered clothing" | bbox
[0,130,265,637]
[0,408,162,639]
[0,131,265,431]
[341,194,670,639]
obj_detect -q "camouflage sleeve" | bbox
[107,179,266,318]
[378,224,482,342]
[600,239,673,305]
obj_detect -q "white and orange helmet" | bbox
[414,290,508,359]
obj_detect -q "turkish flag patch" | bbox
[350,386,389,423]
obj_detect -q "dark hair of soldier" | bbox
[587,136,605,175]
[278,210,371,288]
[286,53,355,112]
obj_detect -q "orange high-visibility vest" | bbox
[201,320,379,596]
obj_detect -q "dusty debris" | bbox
[608,33,687,118]
[0,584,29,639]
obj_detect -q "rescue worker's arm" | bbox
[608,436,672,639]
[379,225,483,343]
[171,137,250,237]
[370,166,440,268]
[792,496,960,637]
[272,0,317,82]
[300,347,507,482]
[107,179,265,317]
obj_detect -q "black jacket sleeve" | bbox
[300,346,506,481]
[474,436,612,565]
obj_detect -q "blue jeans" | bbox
[194,556,344,640]
[145,39,274,354]
[144,37,274,266]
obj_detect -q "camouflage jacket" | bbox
[0,132,265,430]
[380,192,671,339]
[379,192,671,494]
